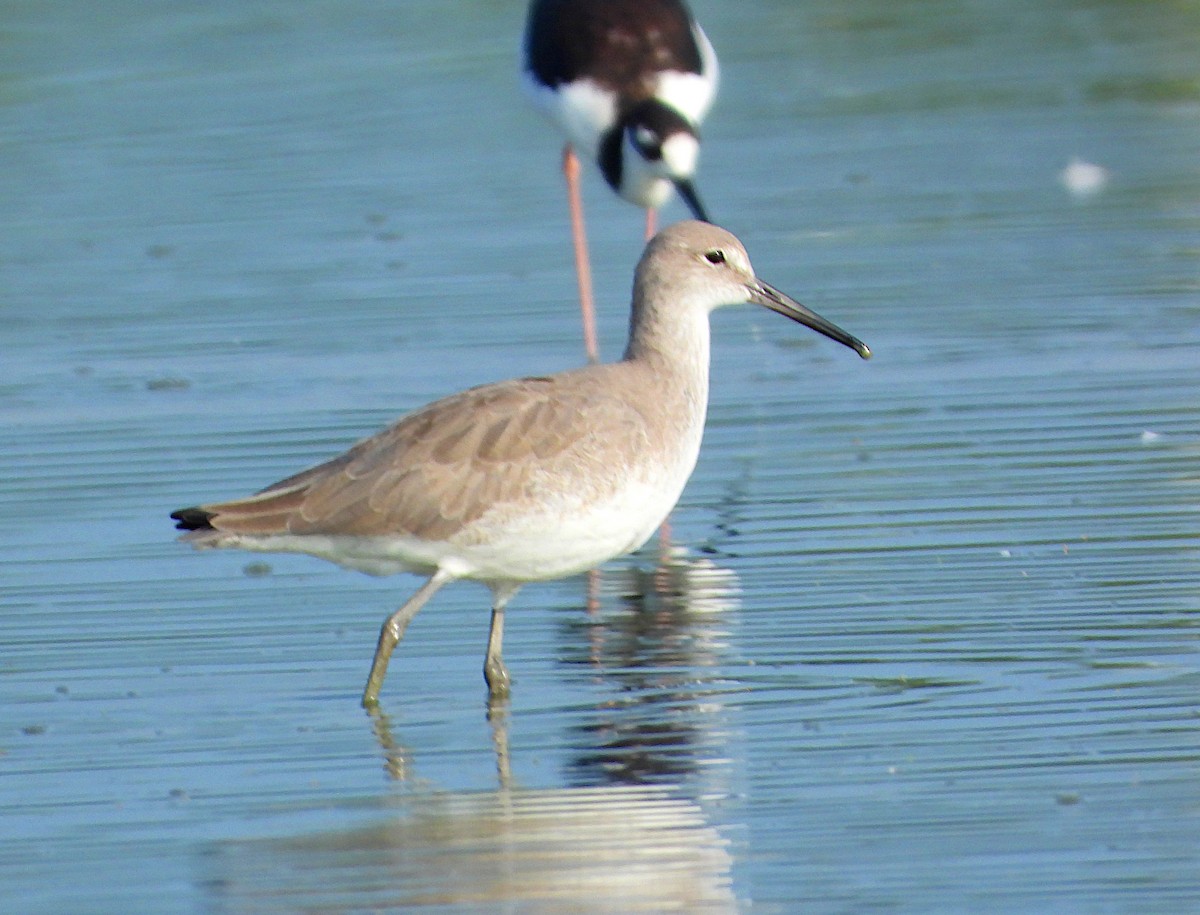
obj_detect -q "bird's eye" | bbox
[704,249,726,265]
[632,125,661,158]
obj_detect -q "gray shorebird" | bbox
[171,222,870,707]
[522,0,719,361]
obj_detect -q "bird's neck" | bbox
[622,291,712,415]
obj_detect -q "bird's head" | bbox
[601,100,709,221]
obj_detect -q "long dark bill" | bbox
[674,179,710,223]
[750,279,871,360]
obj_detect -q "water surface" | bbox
[2,1,1198,912]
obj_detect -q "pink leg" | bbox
[644,207,658,241]
[658,515,672,555]
[563,145,599,364]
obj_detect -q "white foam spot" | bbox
[1060,157,1110,197]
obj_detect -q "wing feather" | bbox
[192,371,651,543]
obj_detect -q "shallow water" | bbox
[3,1,1198,912]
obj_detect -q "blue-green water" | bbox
[3,1,1198,911]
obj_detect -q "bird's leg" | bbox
[644,207,658,241]
[563,144,599,364]
[484,604,511,697]
[586,567,601,615]
[362,571,452,707]
[484,587,518,698]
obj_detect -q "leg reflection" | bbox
[564,547,741,788]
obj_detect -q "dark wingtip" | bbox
[171,506,215,531]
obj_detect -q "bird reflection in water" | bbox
[222,673,736,912]
[205,779,737,912]
[563,549,741,787]
[210,552,744,912]
[368,548,739,790]
[369,700,514,786]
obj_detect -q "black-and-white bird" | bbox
[522,0,719,361]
